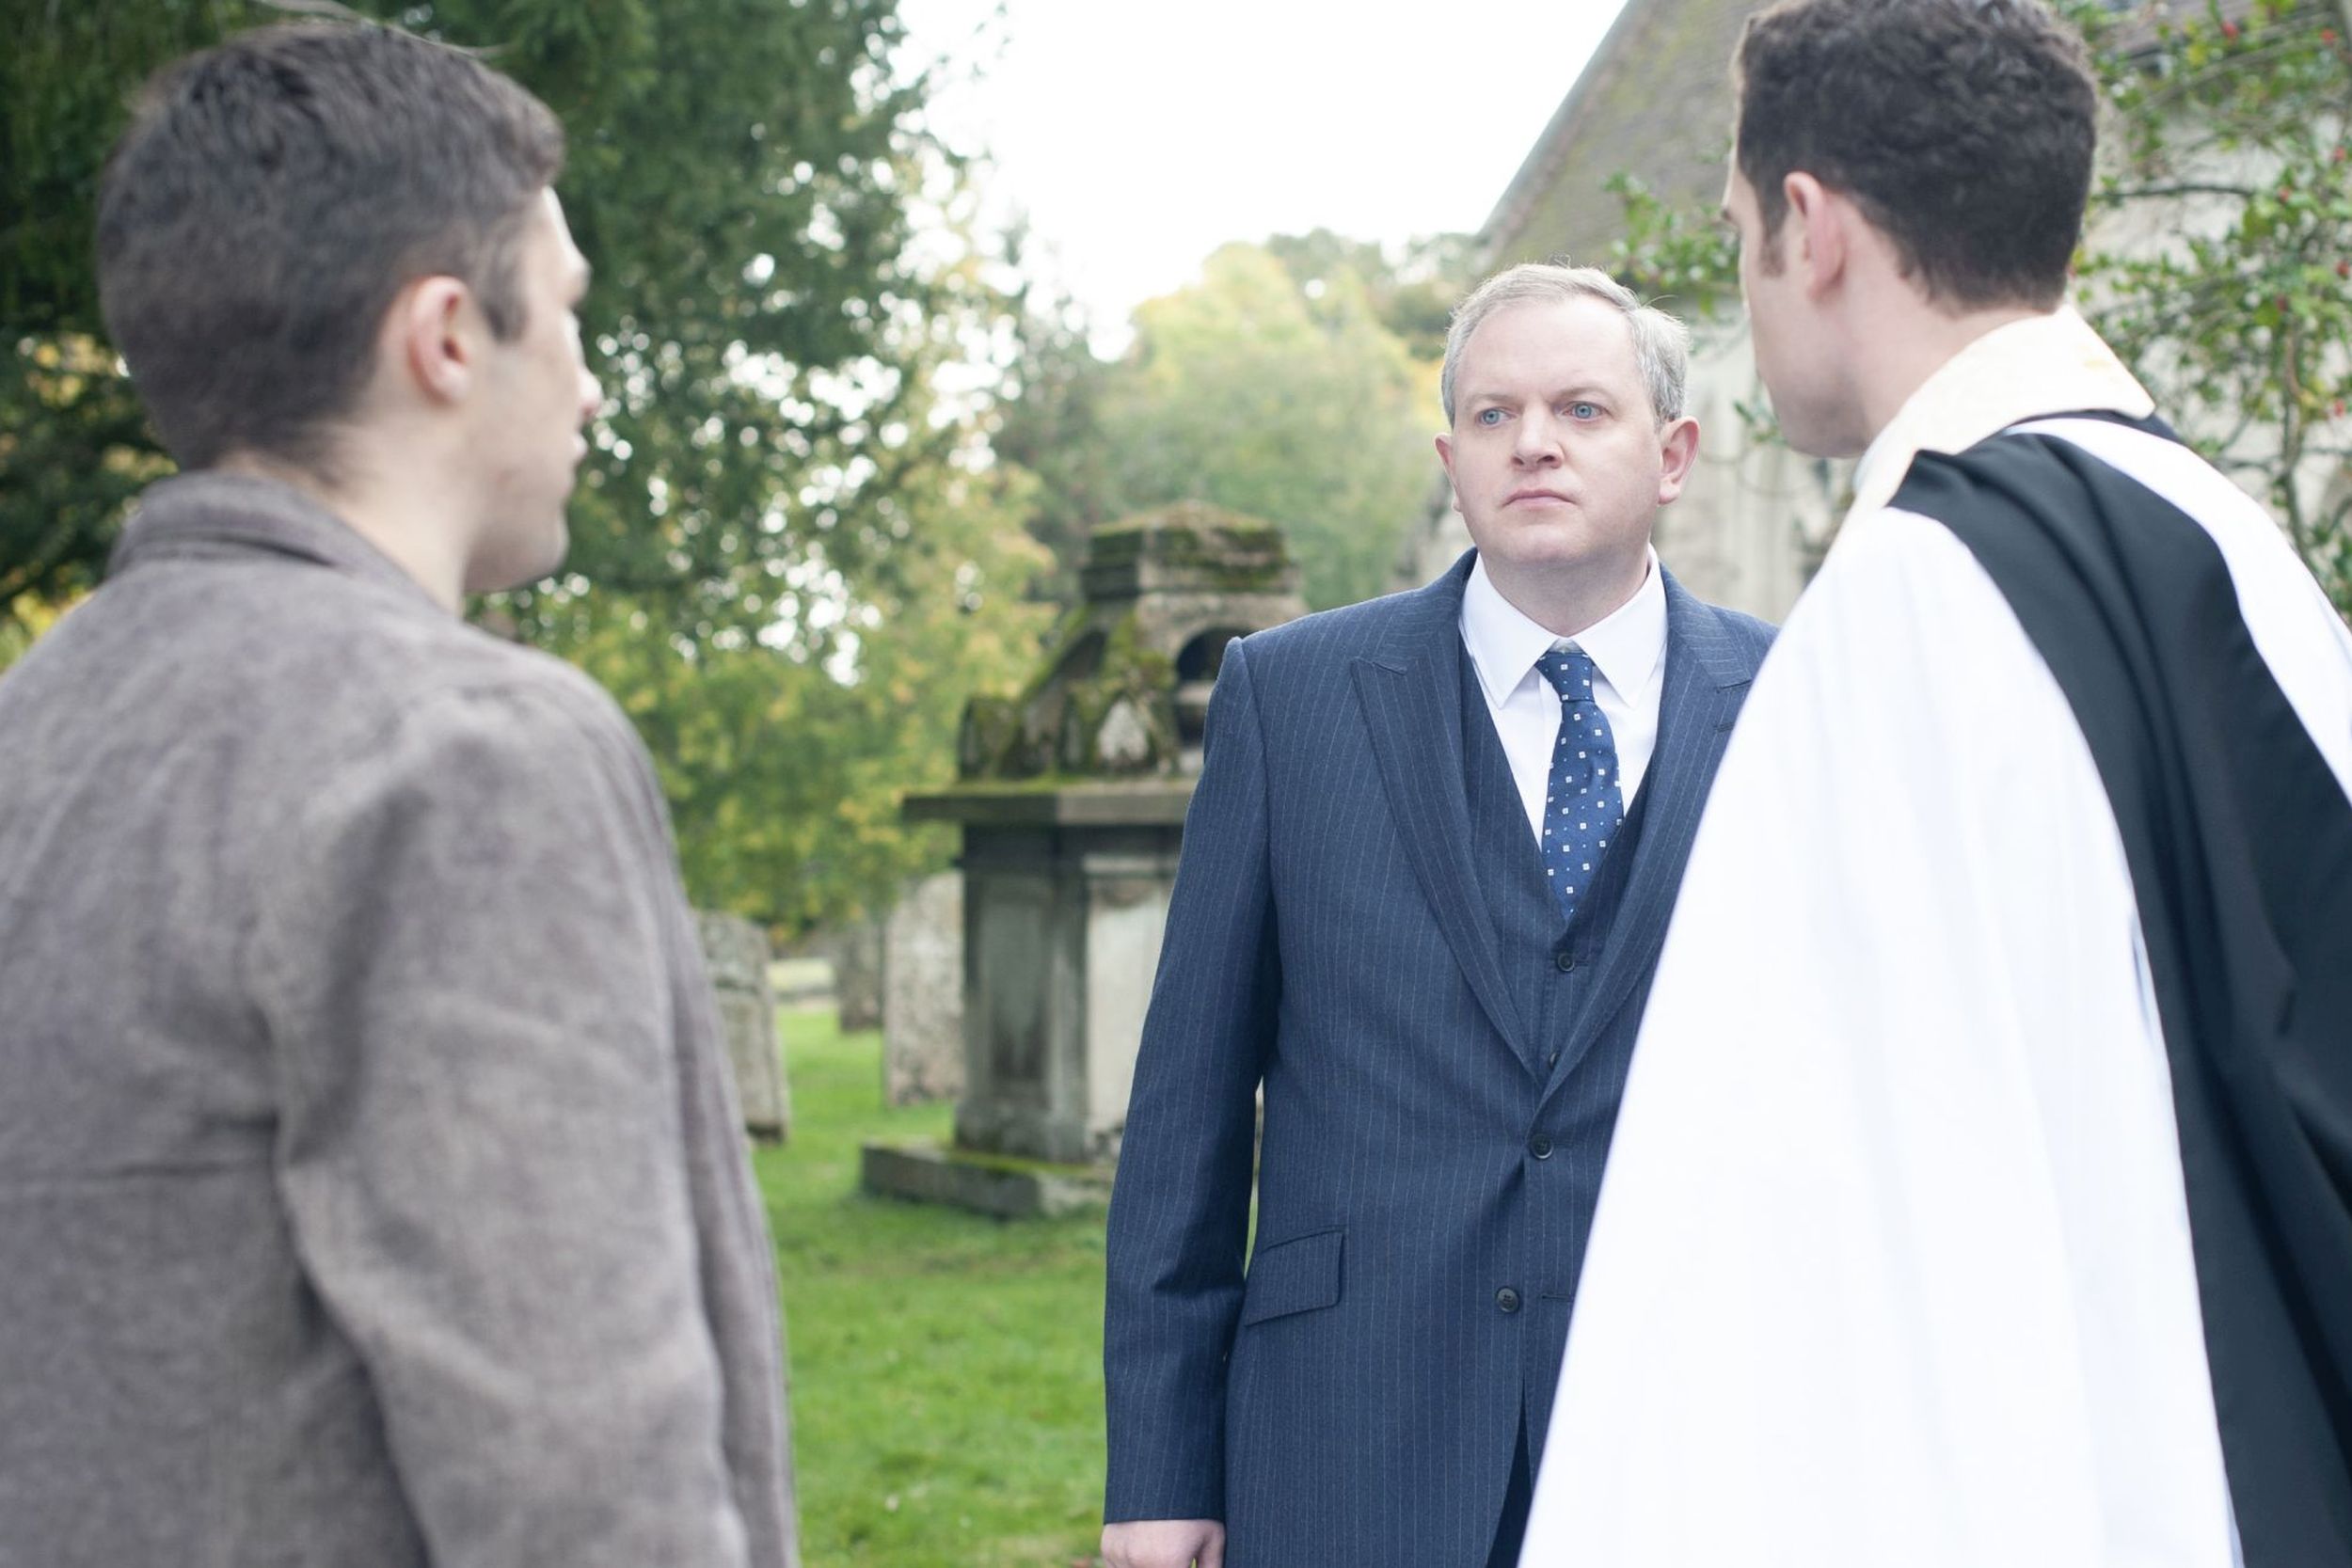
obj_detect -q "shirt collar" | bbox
[1848,306,2154,520]
[1460,548,1667,707]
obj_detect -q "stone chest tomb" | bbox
[863,503,1304,1213]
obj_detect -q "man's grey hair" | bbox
[1439,261,1692,428]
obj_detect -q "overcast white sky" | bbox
[897,0,1631,336]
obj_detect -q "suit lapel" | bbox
[1543,575,1753,1093]
[1352,556,1536,1073]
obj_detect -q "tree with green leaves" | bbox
[994,230,1474,614]
[550,457,1047,934]
[1261,228,1481,365]
[8,0,930,631]
[991,260,1120,607]
[4,0,1046,932]
[1094,241,1438,612]
[2065,0,2352,610]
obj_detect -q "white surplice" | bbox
[1518,311,2352,1568]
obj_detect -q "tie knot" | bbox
[1536,647,1600,703]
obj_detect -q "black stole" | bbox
[1894,421,2352,1566]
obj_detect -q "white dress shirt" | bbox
[1516,311,2352,1568]
[1458,550,1667,843]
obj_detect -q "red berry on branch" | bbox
[2220,20,2240,38]
[2340,261,2351,279]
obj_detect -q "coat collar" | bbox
[109,471,444,610]
[1355,551,1537,1071]
[1366,548,1479,672]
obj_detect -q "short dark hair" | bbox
[97,24,564,474]
[1734,0,2097,310]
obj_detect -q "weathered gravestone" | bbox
[864,503,1305,1216]
[693,910,791,1143]
[882,872,964,1106]
[689,911,799,1560]
[828,917,883,1034]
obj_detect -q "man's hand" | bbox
[1101,1518,1225,1568]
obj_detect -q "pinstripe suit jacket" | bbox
[1103,551,1773,1566]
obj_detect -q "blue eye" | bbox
[1567,402,1601,420]
[1477,407,1505,426]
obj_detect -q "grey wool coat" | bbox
[0,474,794,1567]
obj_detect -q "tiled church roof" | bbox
[1480,0,1761,266]
[1480,0,2265,269]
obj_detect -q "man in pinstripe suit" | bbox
[1102,263,1776,1568]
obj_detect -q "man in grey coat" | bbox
[0,24,793,1567]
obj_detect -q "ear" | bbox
[1655,416,1701,505]
[1782,172,1847,300]
[1435,432,1462,513]
[387,276,478,408]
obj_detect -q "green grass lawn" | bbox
[756,1006,1109,1567]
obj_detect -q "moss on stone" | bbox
[960,500,1301,781]
[936,1144,1112,1180]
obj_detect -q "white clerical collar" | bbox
[1461,549,1667,708]
[1849,306,2155,521]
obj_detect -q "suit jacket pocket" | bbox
[1238,1227,1343,1326]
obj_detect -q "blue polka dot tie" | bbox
[1536,647,1625,927]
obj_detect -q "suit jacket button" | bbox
[1554,951,1577,973]
[1529,1133,1553,1160]
[1496,1287,1522,1314]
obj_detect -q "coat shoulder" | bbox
[1677,593,1778,679]
[1231,579,1450,681]
[78,555,649,804]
